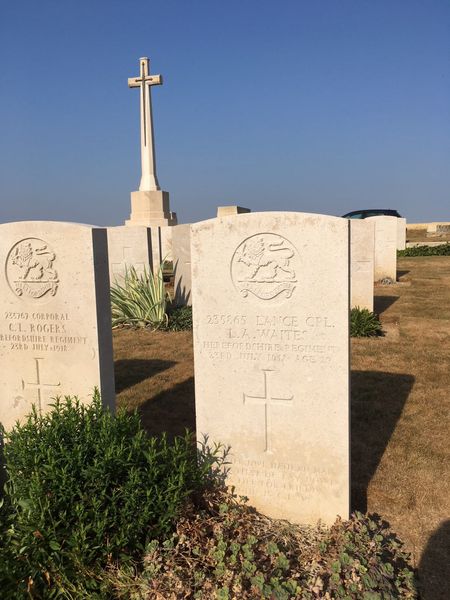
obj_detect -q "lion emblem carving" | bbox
[231,233,297,301]
[6,238,59,299]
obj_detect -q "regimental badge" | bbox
[6,238,59,300]
[231,233,297,301]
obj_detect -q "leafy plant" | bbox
[313,512,418,598]
[0,394,219,597]
[165,305,193,331]
[110,264,169,329]
[106,490,418,599]
[398,243,450,257]
[350,307,383,338]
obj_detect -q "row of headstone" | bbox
[172,215,406,313]
[0,211,405,529]
[189,212,404,525]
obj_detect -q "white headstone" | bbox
[0,222,115,430]
[397,218,406,251]
[191,212,350,525]
[366,216,397,282]
[107,226,153,285]
[350,220,375,311]
[172,224,192,306]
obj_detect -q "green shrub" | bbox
[165,305,193,331]
[110,265,169,329]
[0,394,218,597]
[398,243,450,257]
[350,307,383,338]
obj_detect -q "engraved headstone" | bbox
[107,226,153,284]
[350,220,375,311]
[191,212,350,525]
[366,216,398,282]
[0,222,115,430]
[172,224,192,306]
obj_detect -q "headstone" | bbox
[172,224,192,306]
[397,218,406,250]
[366,216,397,282]
[350,220,375,311]
[125,57,177,228]
[0,221,115,431]
[217,206,251,217]
[191,212,350,525]
[107,226,152,285]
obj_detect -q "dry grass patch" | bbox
[114,256,450,599]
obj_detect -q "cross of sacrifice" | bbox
[243,369,293,454]
[22,358,61,412]
[128,57,163,192]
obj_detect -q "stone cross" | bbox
[128,57,163,192]
[243,369,293,454]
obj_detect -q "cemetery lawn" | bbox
[113,256,450,600]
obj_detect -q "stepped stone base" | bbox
[125,190,177,227]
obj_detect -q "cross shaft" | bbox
[128,57,163,191]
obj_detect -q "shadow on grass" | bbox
[351,370,414,513]
[114,359,176,394]
[374,295,399,314]
[137,377,196,441]
[419,519,450,600]
[397,270,410,279]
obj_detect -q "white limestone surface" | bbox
[350,220,375,311]
[217,206,251,217]
[107,226,152,285]
[397,218,407,251]
[191,212,350,525]
[0,221,115,430]
[172,224,192,306]
[366,216,398,282]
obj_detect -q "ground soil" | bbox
[113,256,450,600]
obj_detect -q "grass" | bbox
[113,256,450,600]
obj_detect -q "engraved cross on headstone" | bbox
[243,369,293,454]
[128,57,163,192]
[112,246,145,280]
[22,358,61,412]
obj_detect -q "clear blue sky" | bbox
[0,0,448,225]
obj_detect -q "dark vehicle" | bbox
[342,209,402,219]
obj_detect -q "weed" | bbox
[350,307,383,337]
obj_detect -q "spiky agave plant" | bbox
[110,264,170,329]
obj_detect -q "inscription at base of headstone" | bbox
[192,212,350,525]
[0,221,115,430]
